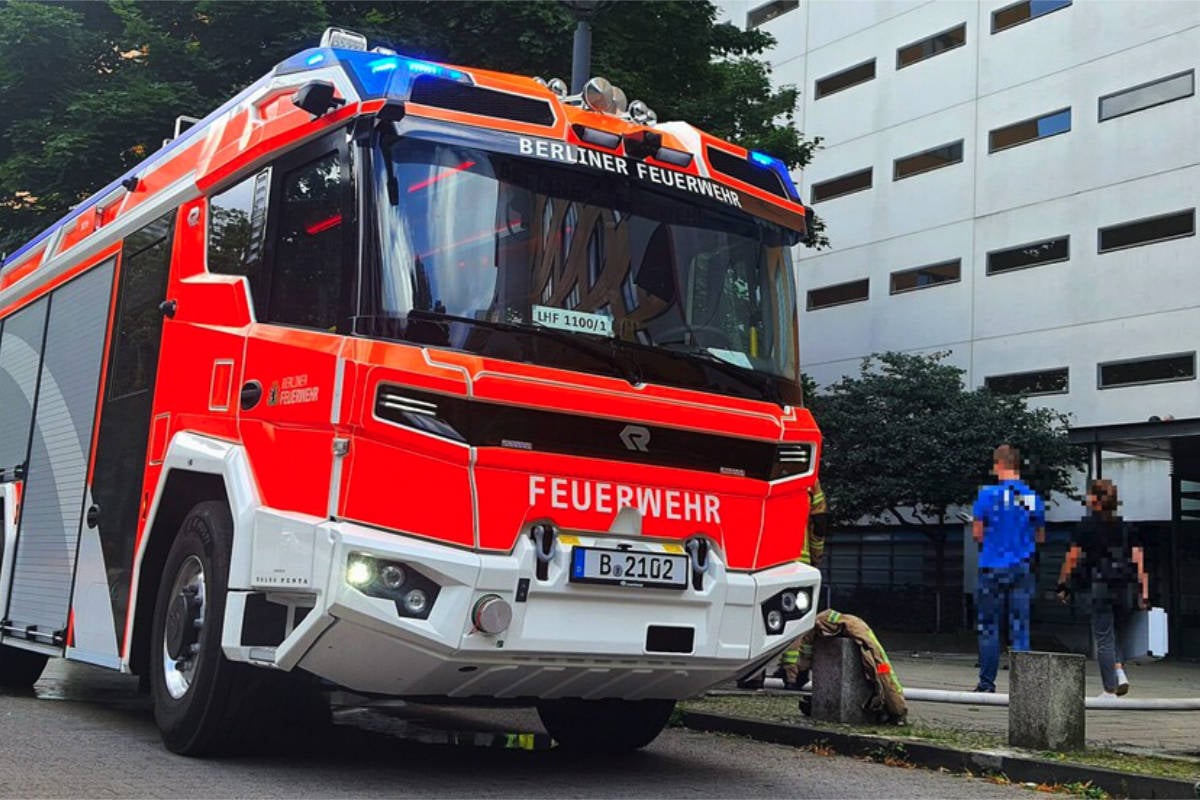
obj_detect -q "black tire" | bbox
[0,644,48,689]
[537,698,675,754]
[149,501,329,756]
[150,501,244,755]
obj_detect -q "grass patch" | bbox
[682,694,1200,784]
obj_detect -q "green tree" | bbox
[811,351,1084,530]
[0,0,823,256]
[807,352,1086,607]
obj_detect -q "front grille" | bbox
[373,384,783,480]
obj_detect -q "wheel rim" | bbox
[161,554,206,700]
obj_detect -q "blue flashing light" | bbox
[363,54,468,84]
[747,149,801,201]
[306,53,325,66]
[749,150,775,167]
[369,57,401,73]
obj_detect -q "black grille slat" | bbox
[774,443,814,480]
[374,384,784,480]
[409,76,555,126]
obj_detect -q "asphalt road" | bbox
[0,660,1031,799]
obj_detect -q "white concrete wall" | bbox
[716,0,1200,520]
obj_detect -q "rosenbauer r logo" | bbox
[619,424,651,453]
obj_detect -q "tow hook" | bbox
[530,522,557,581]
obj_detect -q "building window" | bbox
[810,168,872,203]
[1099,70,1194,122]
[815,59,876,100]
[991,0,1071,34]
[985,367,1068,396]
[893,140,964,181]
[896,24,966,70]
[1098,209,1195,253]
[1098,353,1195,389]
[889,259,961,294]
[747,0,798,29]
[986,236,1069,275]
[807,278,869,311]
[988,108,1071,152]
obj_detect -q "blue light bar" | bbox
[747,149,801,201]
[367,55,466,81]
[274,48,472,99]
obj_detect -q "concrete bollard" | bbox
[1008,651,1085,751]
[811,636,873,724]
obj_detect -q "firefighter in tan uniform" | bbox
[778,480,827,687]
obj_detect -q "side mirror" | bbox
[293,81,346,120]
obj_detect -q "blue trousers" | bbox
[976,561,1034,691]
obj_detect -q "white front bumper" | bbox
[235,517,820,700]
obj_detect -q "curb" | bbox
[682,711,1200,799]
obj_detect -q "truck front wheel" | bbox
[150,501,247,755]
[537,698,676,754]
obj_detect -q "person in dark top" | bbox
[1057,479,1150,697]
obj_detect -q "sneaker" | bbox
[1096,690,1117,699]
[1114,668,1130,696]
[973,684,995,693]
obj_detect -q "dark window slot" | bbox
[1098,209,1195,253]
[747,0,799,29]
[807,278,869,311]
[989,108,1071,152]
[816,59,876,99]
[992,0,1071,34]
[1098,353,1195,389]
[893,140,963,180]
[810,168,872,203]
[889,259,961,294]
[897,24,966,69]
[985,367,1068,396]
[987,236,1069,275]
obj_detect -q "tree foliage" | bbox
[808,352,1086,534]
[0,0,821,255]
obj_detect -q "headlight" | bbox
[345,553,440,619]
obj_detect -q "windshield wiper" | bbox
[656,344,783,407]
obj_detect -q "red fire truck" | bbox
[0,27,822,755]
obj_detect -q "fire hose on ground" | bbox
[723,678,1200,710]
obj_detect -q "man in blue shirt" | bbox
[971,444,1045,692]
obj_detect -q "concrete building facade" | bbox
[717,0,1200,653]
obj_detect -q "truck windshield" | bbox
[361,135,802,406]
